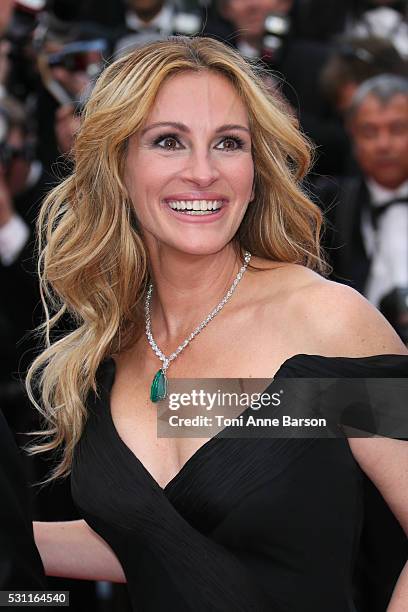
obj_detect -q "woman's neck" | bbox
[147,244,246,342]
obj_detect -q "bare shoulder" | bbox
[252,260,407,358]
[289,271,408,357]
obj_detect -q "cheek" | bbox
[395,136,408,155]
[243,163,255,195]
[125,154,170,199]
[355,142,375,164]
[225,157,254,194]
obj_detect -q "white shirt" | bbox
[125,5,174,34]
[0,213,29,266]
[237,41,260,59]
[347,7,408,59]
[115,5,175,57]
[0,161,42,266]
[362,178,408,307]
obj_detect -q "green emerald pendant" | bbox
[150,368,168,402]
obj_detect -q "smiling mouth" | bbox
[166,199,224,216]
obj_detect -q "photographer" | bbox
[0,95,45,431]
[4,1,45,103]
[33,3,109,178]
[39,37,107,156]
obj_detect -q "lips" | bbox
[166,199,223,214]
[163,196,228,223]
[163,193,228,203]
[163,194,228,217]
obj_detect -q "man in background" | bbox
[322,74,408,344]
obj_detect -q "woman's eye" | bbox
[154,135,182,150]
[152,134,245,151]
[216,137,244,151]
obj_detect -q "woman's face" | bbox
[124,70,254,257]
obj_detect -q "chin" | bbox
[173,242,229,257]
[374,173,406,190]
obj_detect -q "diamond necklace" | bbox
[145,251,252,402]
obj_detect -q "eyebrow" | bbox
[141,121,250,135]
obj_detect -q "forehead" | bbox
[354,93,408,123]
[145,70,250,127]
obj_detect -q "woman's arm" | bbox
[300,280,408,610]
[33,520,126,583]
[348,437,408,611]
[387,564,408,611]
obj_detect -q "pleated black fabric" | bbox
[71,353,408,611]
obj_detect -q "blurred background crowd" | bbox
[0,0,408,610]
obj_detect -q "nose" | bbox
[181,148,220,187]
[375,129,393,153]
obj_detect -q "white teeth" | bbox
[166,199,223,212]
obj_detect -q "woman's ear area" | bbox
[121,137,132,189]
[249,181,256,203]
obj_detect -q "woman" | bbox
[30,37,408,610]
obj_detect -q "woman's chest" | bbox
[74,415,362,543]
[109,340,292,490]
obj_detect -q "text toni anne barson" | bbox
[167,414,328,428]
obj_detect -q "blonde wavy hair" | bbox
[27,36,328,480]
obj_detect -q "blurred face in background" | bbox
[126,0,164,20]
[0,125,30,196]
[350,93,408,189]
[0,0,13,36]
[0,39,10,86]
[336,81,359,115]
[222,0,292,45]
[269,0,293,13]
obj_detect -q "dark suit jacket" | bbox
[0,408,46,589]
[314,174,371,292]
[0,178,44,428]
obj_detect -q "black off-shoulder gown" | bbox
[71,354,408,611]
